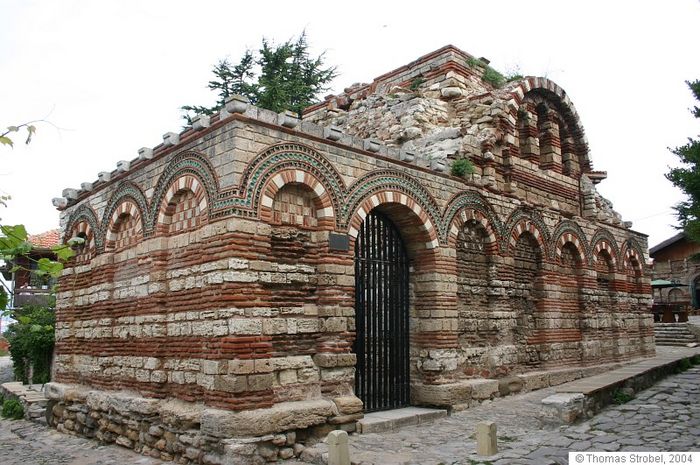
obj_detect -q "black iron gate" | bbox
[354,211,410,412]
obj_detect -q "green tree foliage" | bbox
[4,305,56,384]
[182,32,337,124]
[0,225,77,311]
[666,80,700,240]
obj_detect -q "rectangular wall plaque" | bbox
[329,232,350,252]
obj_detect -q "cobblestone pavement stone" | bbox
[0,417,166,465]
[343,365,700,465]
[0,354,697,465]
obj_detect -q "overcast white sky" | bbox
[1,0,699,249]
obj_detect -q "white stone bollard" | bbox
[476,421,498,456]
[327,430,350,465]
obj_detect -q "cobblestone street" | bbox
[0,360,698,465]
[345,365,700,465]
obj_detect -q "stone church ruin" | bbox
[47,45,654,463]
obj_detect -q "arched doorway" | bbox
[354,211,410,412]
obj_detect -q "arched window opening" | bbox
[512,231,543,367]
[457,219,493,346]
[596,250,615,292]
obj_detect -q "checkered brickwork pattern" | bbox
[166,190,201,234]
[272,183,318,227]
[112,214,141,251]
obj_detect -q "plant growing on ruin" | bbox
[409,77,426,91]
[451,158,475,177]
[482,66,506,88]
[182,31,337,124]
[666,80,700,242]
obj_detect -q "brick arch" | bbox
[346,189,439,250]
[67,219,96,263]
[446,209,499,250]
[503,209,551,257]
[555,232,588,267]
[442,191,502,247]
[100,181,148,249]
[64,203,102,252]
[552,221,591,265]
[258,168,335,229]
[504,77,591,173]
[621,239,645,273]
[343,169,443,243]
[104,199,144,251]
[148,150,218,234]
[154,174,209,234]
[238,143,345,226]
[590,229,620,268]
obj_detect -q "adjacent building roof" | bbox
[649,232,686,257]
[28,228,60,249]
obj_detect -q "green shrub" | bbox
[690,355,700,365]
[410,77,426,91]
[451,158,475,177]
[612,389,634,405]
[482,67,505,88]
[505,73,524,83]
[3,305,55,384]
[678,358,692,372]
[1,399,24,419]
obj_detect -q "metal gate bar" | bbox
[354,211,409,412]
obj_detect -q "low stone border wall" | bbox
[541,350,700,423]
[0,381,48,423]
[44,382,362,464]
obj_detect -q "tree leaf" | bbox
[0,136,14,147]
[0,288,7,311]
[52,244,75,262]
[0,224,29,250]
[37,257,63,278]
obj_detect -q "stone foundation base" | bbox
[44,383,362,464]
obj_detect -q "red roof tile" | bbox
[28,228,61,249]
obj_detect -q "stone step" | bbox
[356,407,447,434]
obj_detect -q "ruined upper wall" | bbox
[53,45,636,248]
[304,45,627,227]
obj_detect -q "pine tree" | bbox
[667,80,700,240]
[182,32,336,124]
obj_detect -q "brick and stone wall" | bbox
[47,45,654,463]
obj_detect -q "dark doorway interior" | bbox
[354,211,410,412]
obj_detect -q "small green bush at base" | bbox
[612,389,634,405]
[690,355,700,365]
[1,399,24,419]
[677,358,692,372]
